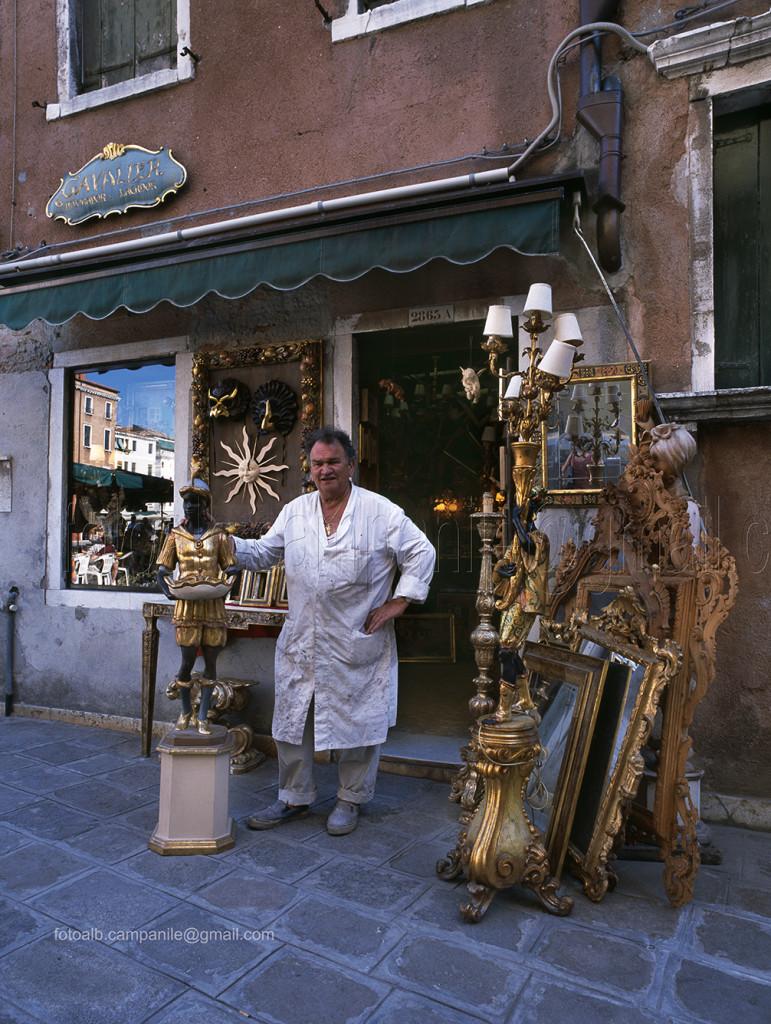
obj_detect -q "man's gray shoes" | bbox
[246,800,309,830]
[327,799,359,835]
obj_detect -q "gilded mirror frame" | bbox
[541,361,651,506]
[540,590,681,901]
[521,640,608,882]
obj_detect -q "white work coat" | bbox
[233,485,436,749]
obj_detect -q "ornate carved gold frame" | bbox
[541,592,681,902]
[191,340,322,534]
[549,433,738,906]
[521,640,609,882]
[541,361,650,506]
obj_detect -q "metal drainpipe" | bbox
[5,585,18,716]
[576,0,625,273]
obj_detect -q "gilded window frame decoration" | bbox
[541,361,651,506]
[540,590,681,902]
[521,640,609,882]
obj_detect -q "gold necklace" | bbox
[321,490,349,536]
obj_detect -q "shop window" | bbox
[713,105,771,389]
[49,0,192,120]
[69,361,175,590]
[332,0,491,42]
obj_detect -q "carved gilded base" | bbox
[166,674,264,774]
[441,712,573,921]
[437,731,484,880]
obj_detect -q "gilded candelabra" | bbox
[439,285,581,920]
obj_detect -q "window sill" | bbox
[46,588,172,612]
[332,0,492,42]
[657,387,771,422]
[46,65,194,122]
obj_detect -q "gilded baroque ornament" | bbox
[548,429,737,907]
[214,428,288,513]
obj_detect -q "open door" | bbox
[358,324,501,773]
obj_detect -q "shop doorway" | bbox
[357,323,501,772]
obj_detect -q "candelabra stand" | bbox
[442,495,501,854]
[459,704,574,921]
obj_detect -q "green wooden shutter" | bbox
[713,106,771,389]
[80,0,176,93]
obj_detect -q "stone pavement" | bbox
[1,716,769,1024]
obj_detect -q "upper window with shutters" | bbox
[48,0,194,121]
[331,1,493,43]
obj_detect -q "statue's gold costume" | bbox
[493,526,549,649]
[157,526,237,647]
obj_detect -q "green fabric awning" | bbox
[0,184,564,329]
[72,462,173,501]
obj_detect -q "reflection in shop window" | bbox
[69,361,175,590]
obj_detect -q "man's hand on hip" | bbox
[364,597,410,634]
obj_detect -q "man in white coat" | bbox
[231,426,436,835]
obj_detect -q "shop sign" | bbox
[47,143,187,226]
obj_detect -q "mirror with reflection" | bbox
[521,641,608,882]
[538,590,681,900]
[541,361,650,505]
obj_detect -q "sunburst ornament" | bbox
[214,427,288,513]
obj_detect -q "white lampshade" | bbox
[570,384,588,401]
[539,340,576,379]
[602,382,620,398]
[587,383,603,397]
[553,313,583,345]
[565,412,584,437]
[483,305,514,338]
[523,283,552,319]
[504,375,522,399]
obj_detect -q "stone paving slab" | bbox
[67,751,151,778]
[0,933,186,1024]
[295,855,431,917]
[233,830,336,883]
[121,846,236,897]
[404,883,548,954]
[26,866,179,934]
[689,907,771,977]
[364,990,488,1024]
[0,896,60,958]
[4,762,87,795]
[375,933,528,1022]
[270,893,405,970]
[0,841,93,899]
[666,955,771,1024]
[188,867,301,928]
[221,947,392,1024]
[111,902,276,997]
[61,821,153,864]
[144,989,269,1024]
[531,923,659,1000]
[51,777,154,818]
[0,796,99,840]
[509,975,688,1024]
